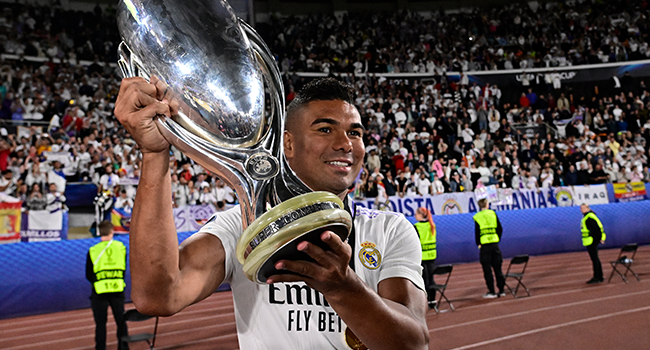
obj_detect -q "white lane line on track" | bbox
[2,319,237,350]
[448,305,650,350]
[0,312,235,343]
[448,278,649,312]
[430,289,650,332]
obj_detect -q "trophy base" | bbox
[236,192,352,284]
[256,222,349,283]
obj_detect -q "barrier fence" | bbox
[1,199,649,319]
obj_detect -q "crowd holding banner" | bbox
[354,183,646,216]
[0,182,647,242]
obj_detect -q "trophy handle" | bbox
[239,19,312,204]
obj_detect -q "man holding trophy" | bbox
[114,1,428,349]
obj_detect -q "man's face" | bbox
[284,100,365,197]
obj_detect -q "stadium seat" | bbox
[430,264,455,314]
[121,309,159,350]
[504,255,531,298]
[607,244,640,284]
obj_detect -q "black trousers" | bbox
[421,259,437,302]
[480,244,505,294]
[91,292,129,350]
[587,243,603,281]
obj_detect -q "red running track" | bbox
[1,245,648,350]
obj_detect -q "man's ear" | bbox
[284,130,294,159]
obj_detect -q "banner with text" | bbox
[354,184,612,216]
[20,211,68,242]
[613,182,647,202]
[572,185,609,205]
[0,202,22,244]
[173,204,218,232]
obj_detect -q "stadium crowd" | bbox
[260,1,650,74]
[0,1,649,211]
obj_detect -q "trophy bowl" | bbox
[116,0,352,283]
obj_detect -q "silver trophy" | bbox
[116,0,351,283]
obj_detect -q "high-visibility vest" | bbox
[473,209,500,245]
[89,240,126,294]
[581,212,606,246]
[414,221,437,260]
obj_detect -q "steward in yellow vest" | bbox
[580,204,605,284]
[86,221,129,350]
[414,221,437,261]
[473,199,505,298]
[414,207,438,308]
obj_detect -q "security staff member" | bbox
[414,207,437,308]
[86,221,129,350]
[473,198,505,298]
[580,204,606,284]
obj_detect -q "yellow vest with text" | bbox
[89,240,127,294]
[414,221,437,260]
[474,209,500,245]
[581,212,606,246]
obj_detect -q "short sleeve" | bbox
[196,206,243,284]
[378,214,425,291]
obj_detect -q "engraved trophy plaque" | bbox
[116,0,351,283]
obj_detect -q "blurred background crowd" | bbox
[0,0,649,212]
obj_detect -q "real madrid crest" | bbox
[359,241,382,270]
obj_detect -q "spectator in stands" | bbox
[198,183,217,206]
[114,189,134,214]
[395,170,409,197]
[25,183,47,211]
[45,182,67,213]
[98,164,119,196]
[47,159,67,193]
[0,169,17,195]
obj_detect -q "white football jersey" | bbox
[198,199,424,350]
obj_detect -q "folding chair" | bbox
[504,255,530,298]
[608,243,640,283]
[430,264,454,314]
[121,309,159,350]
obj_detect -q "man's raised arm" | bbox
[114,77,226,316]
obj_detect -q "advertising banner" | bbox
[572,184,609,205]
[488,188,553,212]
[613,182,647,202]
[467,61,650,88]
[173,204,218,232]
[0,202,22,244]
[20,211,68,242]
[432,192,473,215]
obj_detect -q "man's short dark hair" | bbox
[285,78,356,130]
[98,220,114,236]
